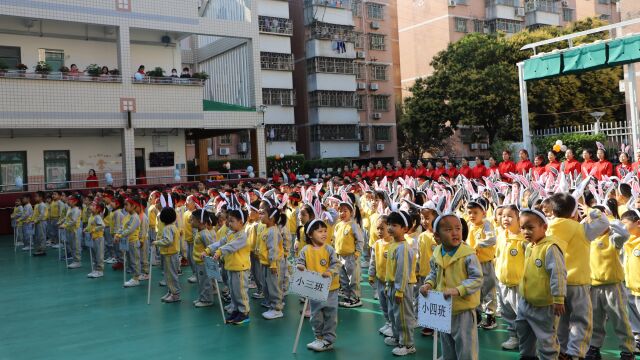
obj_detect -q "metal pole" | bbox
[517,62,532,156]
[628,63,639,155]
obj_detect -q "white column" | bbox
[628,63,640,154]
[517,62,532,156]
[117,26,132,86]
[255,126,267,178]
[121,128,136,186]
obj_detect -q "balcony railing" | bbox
[485,0,520,6]
[306,57,355,75]
[308,21,356,42]
[260,52,295,71]
[266,124,297,142]
[259,16,293,35]
[305,0,352,10]
[525,0,559,13]
[132,76,205,86]
[309,90,357,108]
[311,124,360,141]
[262,88,296,106]
[0,70,121,82]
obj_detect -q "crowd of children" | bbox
[10,143,640,359]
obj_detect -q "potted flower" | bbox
[35,61,52,77]
[192,71,209,82]
[0,59,7,77]
[146,67,165,82]
[109,68,120,76]
[16,63,27,77]
[85,64,101,78]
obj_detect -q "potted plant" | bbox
[16,63,27,77]
[109,68,120,76]
[59,66,70,73]
[146,67,165,82]
[35,61,52,77]
[85,64,101,78]
[192,72,209,82]
[0,59,7,77]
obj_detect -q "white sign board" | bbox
[417,291,452,334]
[204,256,223,282]
[289,269,331,302]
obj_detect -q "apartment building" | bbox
[0,0,265,191]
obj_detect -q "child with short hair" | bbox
[138,209,150,281]
[85,201,107,278]
[11,199,23,246]
[207,206,251,324]
[191,209,216,308]
[115,197,142,287]
[297,218,340,352]
[334,194,364,308]
[384,210,418,356]
[516,209,566,360]
[152,205,181,303]
[49,192,64,248]
[20,194,33,251]
[421,214,483,360]
[368,215,392,337]
[257,198,286,319]
[32,191,47,256]
[620,210,640,357]
[62,194,82,268]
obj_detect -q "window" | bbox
[371,95,390,111]
[309,91,357,108]
[373,126,391,141]
[356,94,366,111]
[369,64,388,81]
[359,126,369,142]
[486,19,522,33]
[0,46,21,69]
[0,151,27,192]
[369,34,386,51]
[308,21,356,42]
[473,19,486,33]
[599,14,611,21]
[311,125,360,141]
[455,17,468,33]
[262,88,296,106]
[307,57,355,75]
[352,0,362,17]
[258,16,293,35]
[44,150,70,190]
[116,0,131,11]
[367,3,384,20]
[354,32,365,49]
[562,8,575,22]
[219,134,232,145]
[597,0,609,4]
[266,125,297,142]
[260,52,294,71]
[354,62,366,79]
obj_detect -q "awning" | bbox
[523,52,562,81]
[203,100,255,112]
[562,42,607,74]
[608,35,640,66]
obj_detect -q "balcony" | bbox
[305,0,352,10]
[262,88,296,106]
[309,90,357,108]
[308,73,356,92]
[132,76,205,86]
[260,52,295,71]
[304,0,354,26]
[485,0,523,21]
[525,0,560,27]
[266,124,297,142]
[311,124,360,141]
[259,16,293,36]
[308,21,357,42]
[0,71,121,83]
[306,57,355,75]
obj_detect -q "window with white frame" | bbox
[262,88,296,106]
[369,34,386,51]
[373,126,391,141]
[371,95,389,111]
[354,62,366,80]
[260,52,294,71]
[309,91,357,108]
[354,32,365,49]
[369,64,388,81]
[352,0,362,17]
[455,17,468,33]
[116,0,131,11]
[367,3,384,20]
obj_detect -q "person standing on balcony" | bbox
[86,169,99,189]
[180,67,191,78]
[170,69,179,78]
[69,64,80,77]
[134,65,145,81]
[516,149,533,175]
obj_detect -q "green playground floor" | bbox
[0,236,629,360]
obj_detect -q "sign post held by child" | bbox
[204,256,225,323]
[290,269,332,354]
[418,291,453,359]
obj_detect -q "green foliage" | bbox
[35,61,52,74]
[192,72,209,80]
[299,158,351,175]
[85,64,101,77]
[266,154,305,174]
[146,67,165,77]
[489,140,518,161]
[532,133,606,160]
[187,159,253,174]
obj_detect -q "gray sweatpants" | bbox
[194,263,213,303]
[375,278,389,322]
[48,219,58,243]
[229,270,250,314]
[516,299,560,360]
[441,309,479,360]
[627,290,640,335]
[126,242,141,279]
[34,222,46,252]
[186,242,195,275]
[92,237,104,272]
[388,284,416,347]
[280,257,291,294]
[250,254,263,293]
[339,254,361,299]
[310,290,338,343]
[590,283,635,353]
[162,253,181,295]
[478,261,497,315]
[104,228,115,260]
[261,264,283,311]
[23,224,33,247]
[140,240,150,275]
[497,282,519,337]
[68,228,81,262]
[558,285,592,357]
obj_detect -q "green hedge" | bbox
[533,133,607,161]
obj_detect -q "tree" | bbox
[398,76,455,160]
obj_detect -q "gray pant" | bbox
[140,240,149,275]
[186,242,195,275]
[375,278,389,322]
[92,237,104,272]
[339,254,361,299]
[497,282,519,337]
[16,225,23,244]
[516,299,560,360]
[195,263,213,303]
[47,219,58,243]
[388,284,416,347]
[441,309,479,360]
[478,261,497,314]
[590,283,635,353]
[23,224,33,247]
[34,222,46,252]
[126,242,141,278]
[310,290,338,343]
[229,270,250,314]
[627,290,640,335]
[261,264,283,311]
[67,228,81,262]
[162,254,181,295]
[104,228,115,260]
[280,257,291,294]
[558,285,592,357]
[250,254,263,293]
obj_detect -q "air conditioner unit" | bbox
[516,7,525,17]
[219,147,230,156]
[361,144,370,152]
[356,51,366,59]
[470,143,479,150]
[357,82,367,90]
[480,143,489,150]
[370,21,380,30]
[448,0,456,7]
[237,142,248,153]
[372,112,382,120]
[483,27,490,34]
[369,83,379,91]
[376,143,385,151]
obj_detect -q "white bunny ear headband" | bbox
[243,192,258,212]
[621,143,631,156]
[159,193,173,209]
[227,193,245,223]
[306,199,326,235]
[338,190,354,210]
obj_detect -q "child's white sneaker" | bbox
[51,244,61,249]
[261,309,284,320]
[392,346,416,356]
[187,275,197,283]
[194,301,214,308]
[87,271,97,278]
[379,323,390,335]
[384,337,399,346]
[93,271,104,278]
[501,337,519,350]
[306,339,324,351]
[67,262,81,269]
[138,274,149,281]
[124,278,140,287]
[382,325,394,338]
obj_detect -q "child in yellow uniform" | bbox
[153,205,181,303]
[368,215,393,337]
[138,210,150,281]
[465,199,498,329]
[32,191,48,256]
[11,199,23,246]
[495,205,526,350]
[61,194,82,268]
[85,201,106,278]
[48,191,62,246]
[207,206,251,325]
[620,210,640,357]
[297,218,341,352]
[516,209,566,360]
[191,209,216,308]
[115,197,142,287]
[184,195,198,283]
[334,196,364,308]
[417,206,437,336]
[257,198,285,319]
[421,214,483,360]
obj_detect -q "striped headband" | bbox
[520,208,548,225]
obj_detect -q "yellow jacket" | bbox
[119,213,141,243]
[210,230,251,271]
[257,225,283,268]
[85,214,105,240]
[193,229,214,264]
[157,224,180,255]
[49,201,60,219]
[369,237,392,281]
[367,212,381,247]
[182,210,194,243]
[333,220,364,256]
[495,230,526,286]
[519,237,566,306]
[425,243,483,314]
[386,240,417,298]
[591,232,625,286]
[298,244,340,291]
[624,235,640,296]
[417,231,436,278]
[467,219,496,263]
[547,218,590,285]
